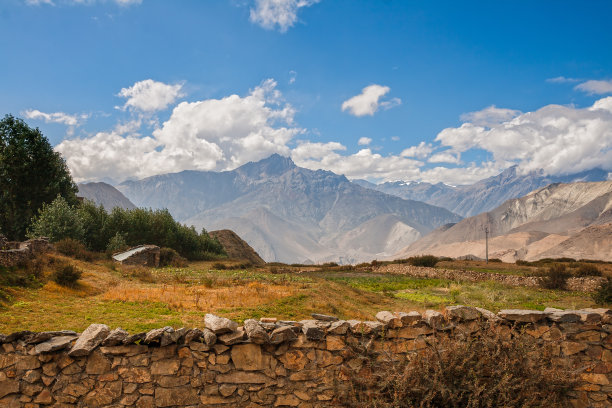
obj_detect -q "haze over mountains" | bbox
[77,182,136,211]
[116,154,461,264]
[395,180,612,262]
[355,166,610,217]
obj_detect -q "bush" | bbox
[345,329,576,407]
[27,196,84,243]
[52,264,82,287]
[106,232,128,255]
[540,264,571,290]
[54,238,97,261]
[159,247,187,267]
[574,263,602,277]
[593,278,612,305]
[212,262,227,270]
[489,258,502,263]
[407,255,439,267]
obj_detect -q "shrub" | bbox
[593,278,612,305]
[345,329,576,407]
[212,262,227,270]
[574,263,602,277]
[159,247,187,267]
[407,255,439,267]
[489,258,502,263]
[52,264,82,287]
[27,196,84,243]
[54,238,97,261]
[540,264,571,290]
[106,232,128,255]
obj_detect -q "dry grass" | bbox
[101,281,297,311]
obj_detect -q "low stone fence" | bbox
[1,307,611,407]
[377,263,606,292]
[0,238,51,268]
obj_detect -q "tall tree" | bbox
[0,115,78,240]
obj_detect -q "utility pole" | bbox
[484,226,489,264]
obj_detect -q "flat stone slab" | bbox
[68,324,110,357]
[33,336,77,354]
[311,313,338,322]
[445,306,480,321]
[498,309,550,323]
[25,331,78,345]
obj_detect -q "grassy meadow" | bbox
[1,252,609,334]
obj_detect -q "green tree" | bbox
[0,115,78,240]
[28,196,84,242]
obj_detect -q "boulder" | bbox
[375,311,402,328]
[101,328,129,346]
[205,314,238,334]
[244,319,270,344]
[270,326,297,344]
[423,310,446,329]
[68,324,110,357]
[301,321,325,341]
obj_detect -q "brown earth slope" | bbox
[209,229,266,265]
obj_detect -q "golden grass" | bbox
[101,281,297,311]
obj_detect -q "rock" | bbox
[275,394,301,406]
[348,320,383,335]
[0,379,19,398]
[68,324,110,356]
[544,309,582,323]
[395,311,421,325]
[376,311,402,328]
[215,371,275,385]
[205,314,238,334]
[85,351,111,375]
[4,331,33,343]
[101,328,128,346]
[260,317,277,323]
[301,321,325,341]
[202,328,217,346]
[217,328,246,345]
[34,389,53,404]
[219,384,237,397]
[122,332,146,345]
[498,309,549,323]
[231,344,270,371]
[33,336,77,354]
[155,386,199,407]
[161,327,187,347]
[144,326,172,344]
[184,328,203,343]
[270,326,297,344]
[423,310,446,329]
[244,320,270,344]
[475,307,501,321]
[328,320,350,335]
[25,330,77,344]
[445,305,480,321]
[311,313,338,322]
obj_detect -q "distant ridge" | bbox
[77,182,136,210]
[117,154,461,264]
[358,166,609,217]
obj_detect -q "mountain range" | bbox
[115,154,461,264]
[393,180,612,262]
[354,166,609,217]
[77,182,136,211]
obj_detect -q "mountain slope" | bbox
[117,154,461,264]
[362,166,609,217]
[77,182,136,210]
[394,180,612,262]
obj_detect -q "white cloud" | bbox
[25,0,54,5]
[546,76,580,83]
[57,79,303,181]
[391,136,400,141]
[460,105,521,127]
[249,0,320,33]
[23,109,84,126]
[401,142,432,159]
[575,80,612,95]
[341,84,401,117]
[117,79,184,112]
[428,151,461,164]
[357,137,372,146]
[288,70,297,84]
[436,97,612,175]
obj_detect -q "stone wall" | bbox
[1,306,611,407]
[0,238,50,268]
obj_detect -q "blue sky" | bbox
[1,0,611,184]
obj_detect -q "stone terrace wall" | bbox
[1,307,611,407]
[0,238,50,268]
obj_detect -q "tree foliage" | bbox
[27,196,84,242]
[0,115,78,240]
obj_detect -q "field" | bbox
[0,253,609,334]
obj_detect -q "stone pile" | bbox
[0,307,611,407]
[0,238,51,268]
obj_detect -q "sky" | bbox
[1,0,611,185]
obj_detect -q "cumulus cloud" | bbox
[341,85,401,117]
[435,97,612,175]
[357,137,372,146]
[401,142,433,159]
[57,79,303,181]
[459,105,521,127]
[117,79,184,112]
[428,151,461,164]
[575,80,612,95]
[250,0,320,33]
[23,109,84,126]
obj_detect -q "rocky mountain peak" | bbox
[235,154,296,179]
